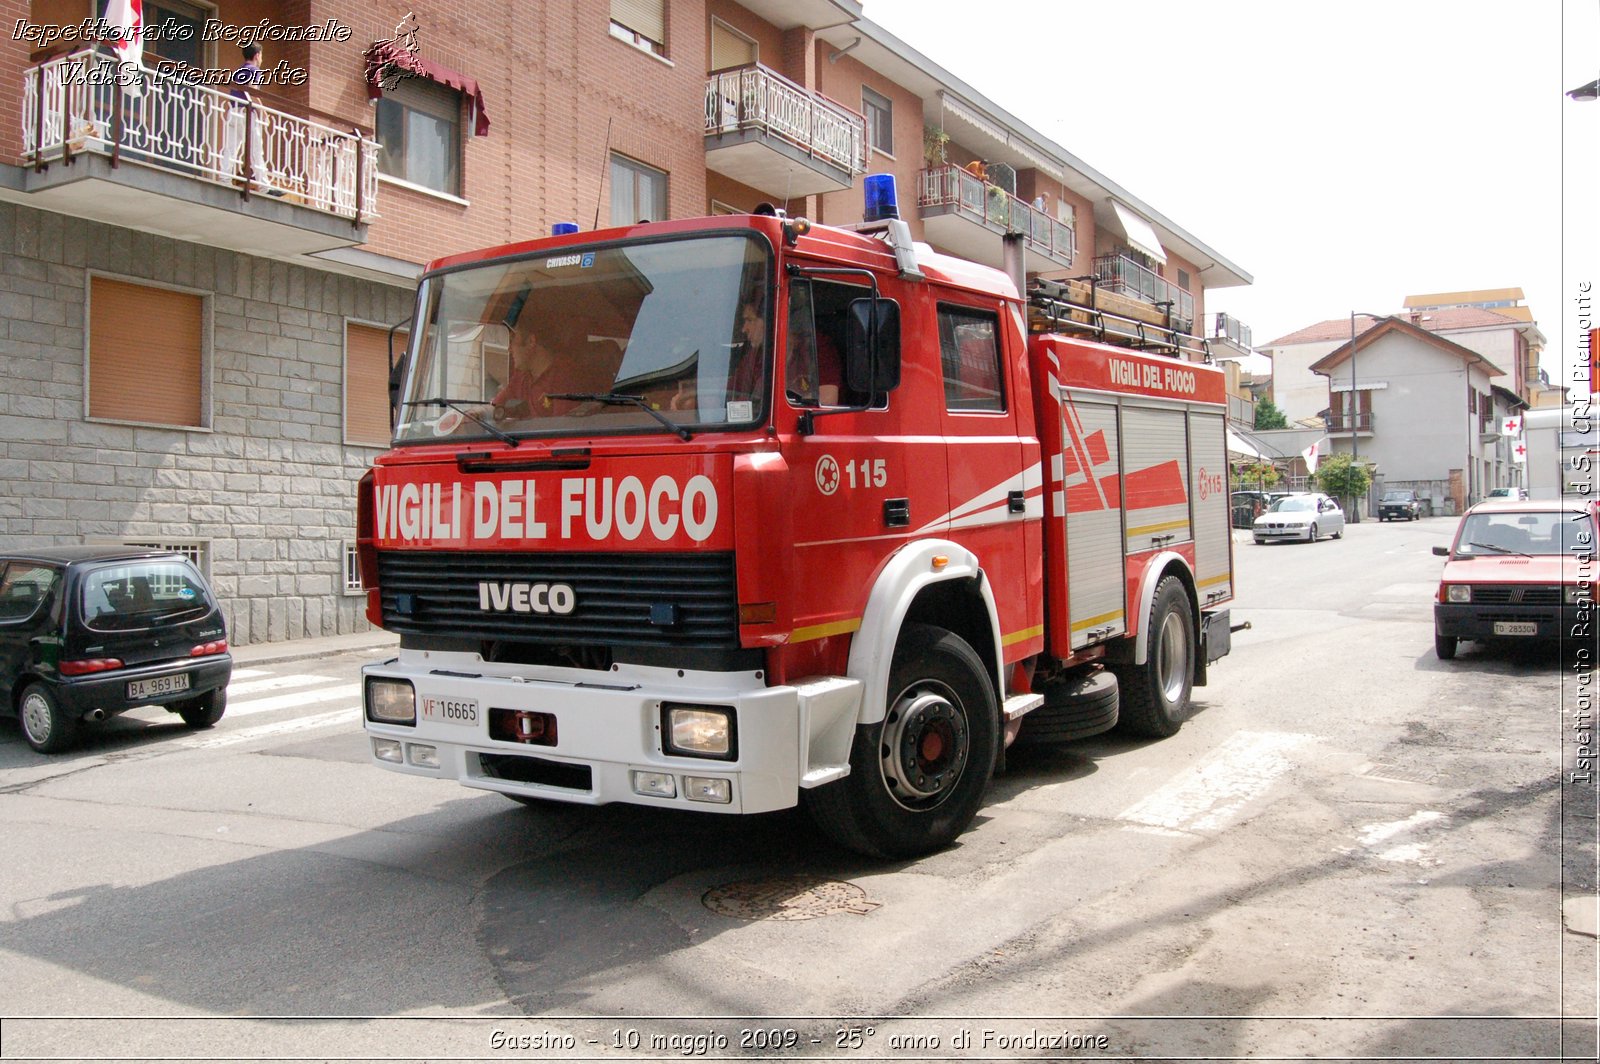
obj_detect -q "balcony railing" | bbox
[704,64,866,175]
[1212,312,1253,350]
[1325,413,1375,433]
[916,164,1076,264]
[1093,253,1194,330]
[22,50,379,223]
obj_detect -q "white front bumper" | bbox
[362,650,860,815]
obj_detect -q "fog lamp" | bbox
[684,776,732,804]
[664,705,736,759]
[366,678,416,725]
[407,743,439,769]
[632,770,677,798]
[373,738,403,764]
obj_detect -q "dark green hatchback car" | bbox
[0,546,231,753]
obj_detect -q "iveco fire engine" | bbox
[359,184,1235,857]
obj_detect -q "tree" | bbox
[1253,396,1288,430]
[1311,452,1370,507]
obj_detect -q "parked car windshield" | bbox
[394,234,772,444]
[80,560,214,632]
[1382,491,1414,502]
[1270,496,1318,513]
[1454,511,1595,557]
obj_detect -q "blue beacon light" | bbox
[863,174,899,222]
[551,222,580,235]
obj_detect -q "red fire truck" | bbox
[358,197,1235,857]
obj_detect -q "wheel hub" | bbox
[21,692,51,742]
[881,689,969,807]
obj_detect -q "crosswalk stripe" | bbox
[1119,730,1313,834]
[181,707,360,750]
[228,673,336,697]
[226,683,362,719]
[229,668,272,680]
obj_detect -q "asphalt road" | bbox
[0,515,1594,1062]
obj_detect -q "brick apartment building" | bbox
[0,0,1249,644]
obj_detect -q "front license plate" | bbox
[128,672,190,700]
[421,696,479,726]
[1493,621,1538,636]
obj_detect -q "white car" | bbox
[1253,492,1345,544]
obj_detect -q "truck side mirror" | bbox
[844,297,901,395]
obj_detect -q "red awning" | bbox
[364,40,490,137]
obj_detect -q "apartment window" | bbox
[610,154,667,223]
[611,0,666,55]
[106,539,211,582]
[710,19,756,70]
[344,544,363,593]
[88,276,207,428]
[938,305,1005,412]
[863,87,893,155]
[97,0,208,68]
[375,78,461,195]
[1177,268,1191,291]
[346,322,404,447]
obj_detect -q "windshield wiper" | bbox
[548,392,693,441]
[403,398,520,448]
[1465,540,1530,557]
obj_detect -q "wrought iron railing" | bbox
[1325,412,1375,433]
[915,164,1076,265]
[704,64,866,175]
[1093,253,1194,328]
[22,50,379,223]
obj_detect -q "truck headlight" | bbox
[1446,585,1471,603]
[366,678,416,725]
[663,704,737,760]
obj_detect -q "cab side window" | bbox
[937,305,1004,412]
[785,278,877,409]
[0,563,60,623]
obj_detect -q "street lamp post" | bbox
[1346,311,1387,522]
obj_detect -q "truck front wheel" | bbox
[805,624,999,859]
[1112,576,1195,739]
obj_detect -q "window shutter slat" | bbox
[611,0,665,45]
[89,278,203,427]
[346,324,398,447]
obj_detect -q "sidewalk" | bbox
[230,629,398,668]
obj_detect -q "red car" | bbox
[1432,499,1598,659]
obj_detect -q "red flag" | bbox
[104,0,143,69]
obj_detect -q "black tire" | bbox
[18,682,79,754]
[1308,522,1319,543]
[1434,632,1457,660]
[1017,670,1119,745]
[177,688,226,728]
[805,624,999,859]
[1112,576,1195,739]
[1332,527,1342,540]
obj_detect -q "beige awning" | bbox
[1110,200,1166,264]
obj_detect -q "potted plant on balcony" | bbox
[923,127,949,166]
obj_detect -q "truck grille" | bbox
[377,550,738,648]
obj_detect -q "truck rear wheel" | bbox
[805,624,998,859]
[1112,576,1194,739]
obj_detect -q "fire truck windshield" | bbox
[394,234,773,444]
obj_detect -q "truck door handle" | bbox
[883,498,910,528]
[1008,490,1027,514]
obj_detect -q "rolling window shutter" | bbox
[711,22,755,70]
[346,324,398,447]
[612,0,665,45]
[89,277,203,427]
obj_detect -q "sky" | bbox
[863,0,1597,390]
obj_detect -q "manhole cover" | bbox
[1359,760,1439,785]
[702,874,880,921]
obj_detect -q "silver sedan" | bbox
[1253,493,1346,544]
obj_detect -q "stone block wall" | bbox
[0,202,413,644]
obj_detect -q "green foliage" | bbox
[1253,396,1288,430]
[1311,452,1370,501]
